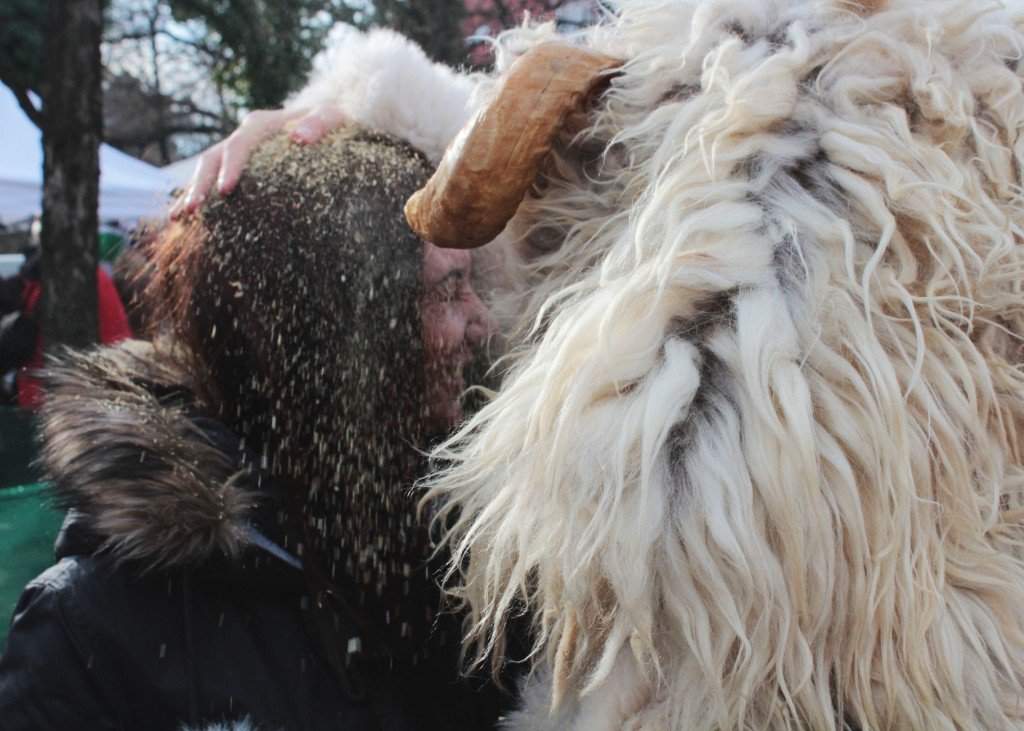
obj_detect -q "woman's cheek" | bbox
[430,305,465,353]
[420,302,445,353]
[445,309,468,350]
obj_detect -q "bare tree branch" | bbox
[103,29,156,43]
[106,123,226,147]
[7,83,43,128]
[167,98,224,121]
[156,27,225,59]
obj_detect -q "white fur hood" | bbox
[286,28,478,164]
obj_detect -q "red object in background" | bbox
[17,268,133,409]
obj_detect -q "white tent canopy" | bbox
[0,85,177,225]
[162,152,202,188]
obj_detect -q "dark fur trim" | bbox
[39,340,256,569]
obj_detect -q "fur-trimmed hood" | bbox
[12,339,503,731]
[38,339,262,570]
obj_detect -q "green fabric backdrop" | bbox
[0,406,40,488]
[0,408,63,651]
[0,482,64,649]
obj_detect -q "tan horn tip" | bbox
[406,43,622,250]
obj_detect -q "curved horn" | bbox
[405,44,622,250]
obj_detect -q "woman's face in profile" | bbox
[420,242,493,430]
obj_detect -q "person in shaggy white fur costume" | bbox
[186,0,1024,729]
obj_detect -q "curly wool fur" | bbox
[40,340,256,570]
[426,1,1024,729]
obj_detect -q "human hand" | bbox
[169,104,351,219]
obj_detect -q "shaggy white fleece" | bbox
[423,1,1024,730]
[286,28,478,164]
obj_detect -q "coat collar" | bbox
[39,340,260,571]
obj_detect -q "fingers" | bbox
[170,109,296,219]
[169,106,347,220]
[289,105,351,144]
[217,108,303,195]
[170,141,224,219]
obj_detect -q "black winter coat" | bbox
[0,343,506,731]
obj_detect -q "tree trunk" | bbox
[40,0,102,352]
[147,8,172,165]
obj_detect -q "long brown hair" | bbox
[147,130,440,654]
